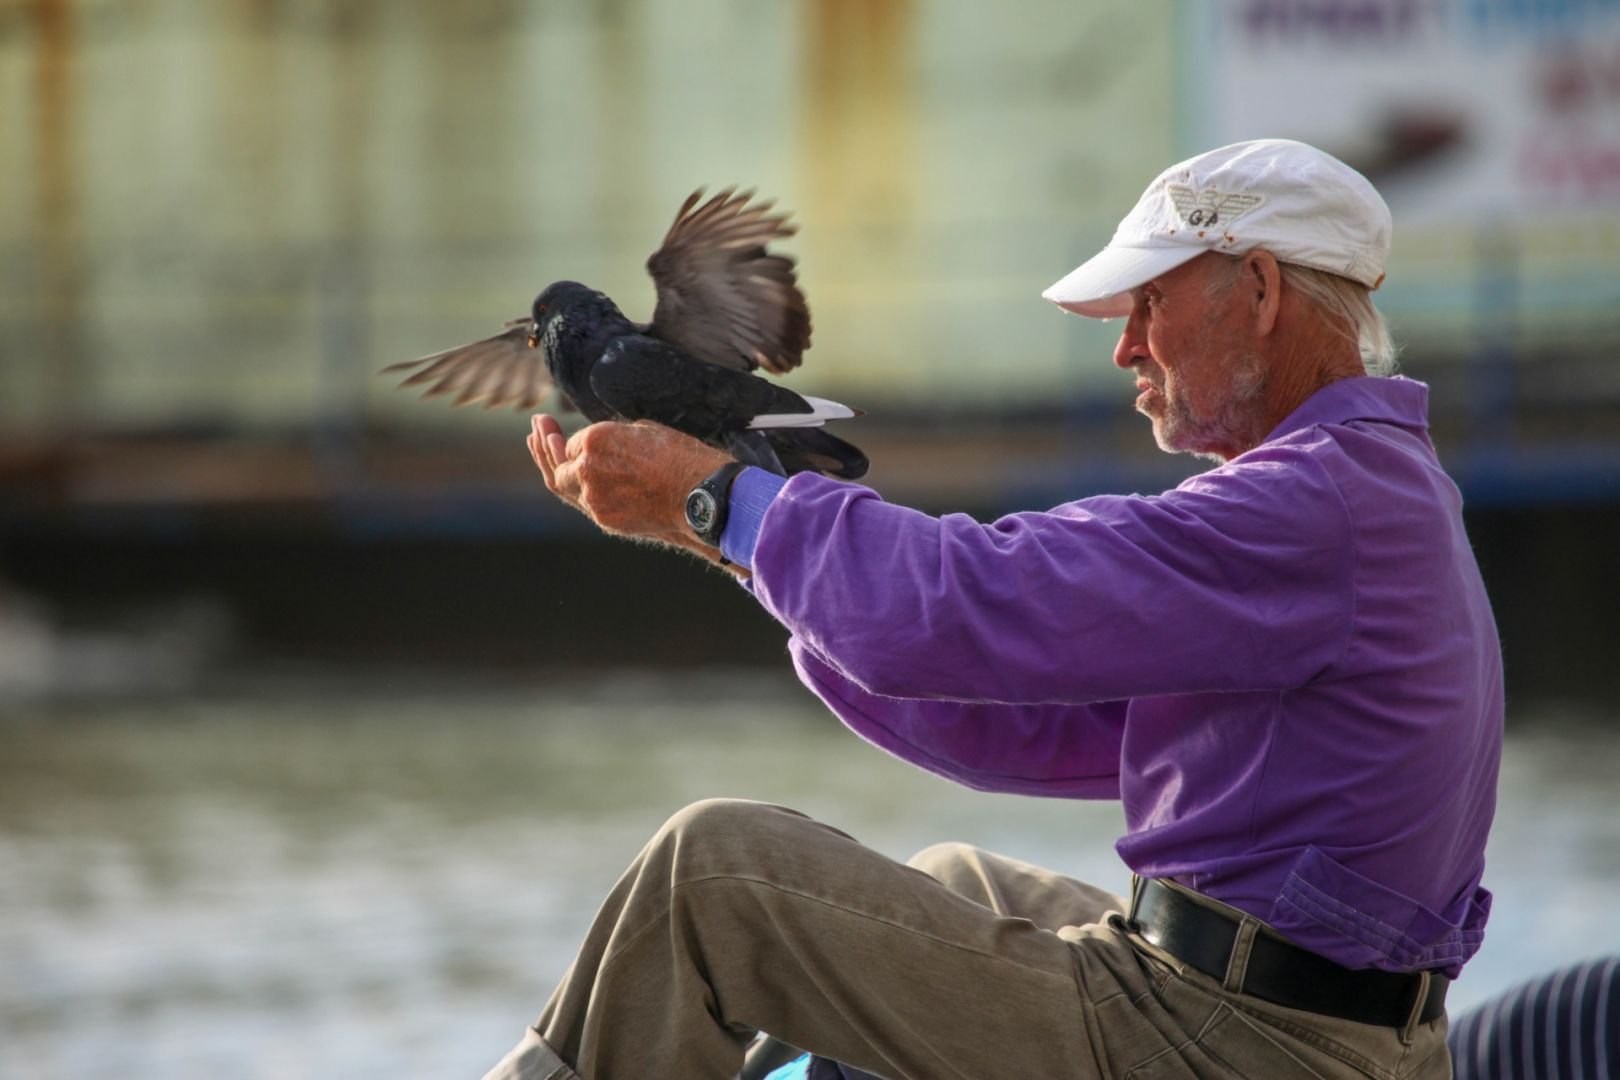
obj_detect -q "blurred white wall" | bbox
[0,0,1179,433]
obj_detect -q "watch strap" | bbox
[687,461,747,551]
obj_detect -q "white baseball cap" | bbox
[1042,138,1392,319]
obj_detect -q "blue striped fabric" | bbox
[1450,956,1620,1080]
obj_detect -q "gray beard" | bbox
[1148,356,1268,462]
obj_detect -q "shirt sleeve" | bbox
[750,442,1356,705]
[718,467,786,569]
[790,639,1127,798]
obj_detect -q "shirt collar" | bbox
[1263,375,1430,445]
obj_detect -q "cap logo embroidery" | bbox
[1166,184,1265,229]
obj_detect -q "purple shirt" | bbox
[724,376,1502,976]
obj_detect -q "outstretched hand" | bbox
[527,415,734,547]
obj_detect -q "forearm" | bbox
[791,640,1124,798]
[749,461,1352,705]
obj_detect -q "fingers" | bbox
[528,433,554,492]
[552,450,581,499]
[530,414,582,508]
[529,416,555,485]
[541,414,570,466]
[531,415,571,470]
[534,415,567,470]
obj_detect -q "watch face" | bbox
[685,489,717,535]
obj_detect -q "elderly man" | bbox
[486,139,1503,1080]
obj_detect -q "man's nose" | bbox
[1113,310,1147,370]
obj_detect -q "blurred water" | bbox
[0,675,1617,1079]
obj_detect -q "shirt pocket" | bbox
[1270,845,1488,972]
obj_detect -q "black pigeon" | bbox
[383,189,868,479]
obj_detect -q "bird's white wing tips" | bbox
[747,394,859,429]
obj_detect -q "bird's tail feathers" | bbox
[766,427,869,480]
[723,430,788,477]
[747,394,860,430]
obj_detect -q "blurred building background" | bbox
[1,0,1617,697]
[2,2,1619,1076]
[3,0,1619,700]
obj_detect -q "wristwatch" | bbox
[684,461,748,550]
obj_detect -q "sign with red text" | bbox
[1196,0,1620,221]
[1191,0,1620,334]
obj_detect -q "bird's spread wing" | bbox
[645,189,811,375]
[381,318,557,411]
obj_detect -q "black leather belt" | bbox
[1127,878,1448,1028]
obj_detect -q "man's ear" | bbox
[1246,250,1282,336]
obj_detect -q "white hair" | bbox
[1277,262,1399,377]
[1207,254,1399,377]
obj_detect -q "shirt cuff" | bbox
[719,467,787,570]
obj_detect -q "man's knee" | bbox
[654,798,797,862]
[659,796,771,834]
[906,840,980,882]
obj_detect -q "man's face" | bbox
[1111,254,1267,462]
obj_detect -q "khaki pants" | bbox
[482,799,1451,1079]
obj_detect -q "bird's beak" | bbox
[527,326,540,349]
